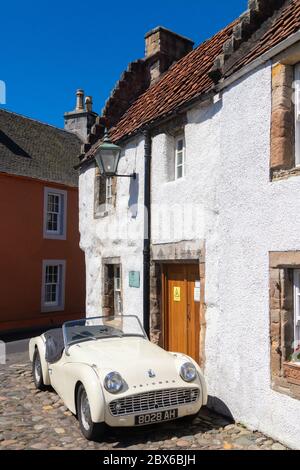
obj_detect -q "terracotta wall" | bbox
[0,173,85,332]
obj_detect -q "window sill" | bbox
[165,177,186,185]
[44,232,66,240]
[283,361,300,386]
[41,306,65,313]
[94,209,115,219]
[271,166,300,182]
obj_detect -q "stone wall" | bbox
[270,63,294,175]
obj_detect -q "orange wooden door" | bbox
[163,264,200,363]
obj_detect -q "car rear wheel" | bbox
[77,384,105,441]
[32,349,45,390]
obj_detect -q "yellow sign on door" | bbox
[174,287,181,302]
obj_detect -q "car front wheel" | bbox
[77,384,105,441]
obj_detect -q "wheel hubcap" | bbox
[81,390,91,431]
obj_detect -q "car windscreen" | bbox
[63,315,146,348]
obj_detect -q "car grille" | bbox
[109,388,200,416]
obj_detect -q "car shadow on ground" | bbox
[100,407,234,448]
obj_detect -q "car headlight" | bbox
[180,362,197,382]
[104,371,124,394]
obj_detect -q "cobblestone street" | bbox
[0,362,288,451]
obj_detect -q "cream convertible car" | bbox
[29,315,207,440]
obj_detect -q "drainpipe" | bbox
[143,128,151,337]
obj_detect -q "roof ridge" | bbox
[0,106,76,137]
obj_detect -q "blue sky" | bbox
[0,0,247,128]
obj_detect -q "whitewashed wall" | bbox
[208,63,300,449]
[151,100,221,247]
[79,136,145,324]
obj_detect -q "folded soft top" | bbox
[44,328,64,364]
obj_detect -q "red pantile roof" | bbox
[108,20,237,143]
[84,0,299,162]
[225,0,300,77]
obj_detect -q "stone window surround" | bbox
[270,251,300,400]
[270,42,300,181]
[94,166,117,219]
[101,257,122,317]
[150,240,206,370]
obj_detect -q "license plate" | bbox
[134,408,178,425]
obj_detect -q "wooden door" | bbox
[163,264,200,363]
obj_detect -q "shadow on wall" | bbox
[207,396,234,421]
[189,98,222,126]
[128,172,139,218]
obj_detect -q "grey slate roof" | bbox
[0,108,81,187]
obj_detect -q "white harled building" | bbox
[77,0,300,449]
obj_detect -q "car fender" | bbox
[58,362,105,423]
[29,336,51,386]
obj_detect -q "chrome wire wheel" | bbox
[77,384,105,441]
[80,389,92,431]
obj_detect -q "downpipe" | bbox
[143,128,151,337]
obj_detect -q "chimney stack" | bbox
[64,90,98,142]
[145,27,194,84]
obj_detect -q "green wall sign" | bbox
[129,271,140,288]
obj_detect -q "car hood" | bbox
[69,337,183,388]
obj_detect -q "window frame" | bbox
[114,264,122,315]
[43,187,67,240]
[294,269,300,347]
[105,176,113,211]
[41,260,66,313]
[294,63,300,167]
[174,135,186,180]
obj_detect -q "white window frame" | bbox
[41,260,66,312]
[294,64,300,167]
[105,177,113,211]
[114,265,122,315]
[174,135,186,180]
[43,187,67,240]
[294,269,300,348]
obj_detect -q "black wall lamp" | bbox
[94,129,136,179]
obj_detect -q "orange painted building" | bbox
[0,108,86,332]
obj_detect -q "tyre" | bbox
[77,384,105,441]
[32,348,45,390]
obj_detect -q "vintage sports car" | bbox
[29,315,207,440]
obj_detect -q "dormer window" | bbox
[175,135,185,180]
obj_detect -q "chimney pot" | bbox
[85,96,93,112]
[76,89,84,111]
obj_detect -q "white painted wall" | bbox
[208,63,300,449]
[79,136,145,324]
[151,100,221,247]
